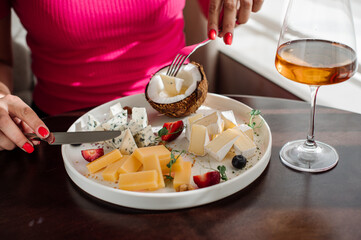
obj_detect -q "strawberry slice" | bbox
[158,120,184,142]
[81,148,104,162]
[193,171,221,188]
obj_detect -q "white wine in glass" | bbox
[275,0,357,172]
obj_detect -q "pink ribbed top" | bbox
[1,0,187,115]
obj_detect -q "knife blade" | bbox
[25,131,122,145]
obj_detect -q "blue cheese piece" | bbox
[205,129,240,161]
[101,110,128,131]
[134,125,156,147]
[103,129,126,148]
[109,102,123,117]
[86,114,101,131]
[119,128,138,155]
[127,119,144,136]
[132,107,148,128]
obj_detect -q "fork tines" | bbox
[166,54,187,77]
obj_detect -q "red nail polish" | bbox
[22,142,34,153]
[236,20,240,25]
[208,29,217,40]
[224,32,233,45]
[38,126,49,138]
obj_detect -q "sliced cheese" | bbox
[133,145,171,164]
[185,113,204,141]
[230,128,257,158]
[160,154,184,174]
[173,161,192,190]
[221,110,237,130]
[118,170,158,191]
[188,124,209,156]
[119,128,138,155]
[193,111,224,137]
[160,74,184,97]
[102,157,127,182]
[132,107,148,128]
[233,124,254,140]
[142,154,165,189]
[117,154,142,174]
[205,129,240,161]
[86,149,122,174]
[109,102,123,117]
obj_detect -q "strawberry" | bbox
[158,120,184,142]
[81,148,104,162]
[193,171,221,188]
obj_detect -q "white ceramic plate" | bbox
[61,93,272,210]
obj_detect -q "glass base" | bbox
[279,140,338,172]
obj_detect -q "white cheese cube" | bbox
[205,129,240,162]
[221,110,237,130]
[185,113,204,141]
[109,102,123,117]
[75,121,83,131]
[160,74,184,97]
[126,119,144,136]
[230,129,256,158]
[134,125,156,147]
[86,114,101,131]
[188,124,210,156]
[101,110,127,131]
[104,130,126,149]
[132,107,148,128]
[233,124,254,140]
[193,111,224,137]
[119,128,138,155]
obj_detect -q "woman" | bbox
[0,0,263,153]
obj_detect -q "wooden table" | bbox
[1,95,361,240]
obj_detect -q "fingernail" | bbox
[22,142,34,153]
[224,32,233,45]
[38,126,49,138]
[208,29,217,40]
[236,20,240,25]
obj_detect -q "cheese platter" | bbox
[61,93,272,210]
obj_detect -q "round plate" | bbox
[61,93,272,210]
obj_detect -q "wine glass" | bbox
[275,0,357,172]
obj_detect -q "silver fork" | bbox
[166,39,211,77]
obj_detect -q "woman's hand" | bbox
[0,94,51,153]
[207,0,264,45]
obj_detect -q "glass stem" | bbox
[305,86,320,148]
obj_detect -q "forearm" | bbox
[0,63,12,97]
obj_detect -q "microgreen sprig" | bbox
[217,165,228,181]
[165,149,185,181]
[248,109,263,129]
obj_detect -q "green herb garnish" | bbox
[165,149,185,181]
[248,109,262,129]
[217,165,228,181]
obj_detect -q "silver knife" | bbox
[25,131,122,145]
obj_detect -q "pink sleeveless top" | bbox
[1,0,189,115]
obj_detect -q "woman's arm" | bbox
[0,13,13,96]
[0,14,52,153]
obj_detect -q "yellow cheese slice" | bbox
[117,154,142,174]
[188,124,209,156]
[233,124,254,140]
[185,113,204,140]
[160,154,184,174]
[142,154,165,189]
[133,145,170,164]
[102,157,127,182]
[173,161,192,190]
[86,149,122,174]
[118,170,158,191]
